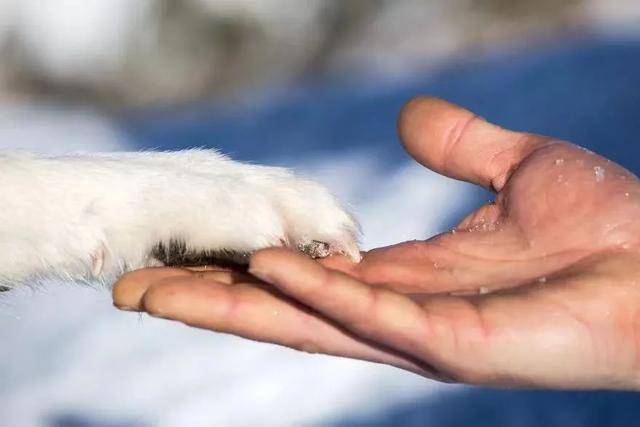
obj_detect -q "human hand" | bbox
[113,97,640,389]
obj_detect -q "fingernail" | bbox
[114,304,140,312]
[248,267,274,284]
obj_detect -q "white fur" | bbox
[0,149,360,288]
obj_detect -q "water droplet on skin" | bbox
[272,310,280,316]
[557,174,564,183]
[451,229,457,235]
[538,276,547,284]
[625,192,630,197]
[433,262,439,269]
[622,243,631,250]
[478,287,489,295]
[555,158,564,166]
[594,166,605,182]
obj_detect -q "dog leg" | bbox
[0,150,360,288]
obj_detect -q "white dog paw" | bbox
[140,154,361,268]
[90,150,361,277]
[0,150,361,286]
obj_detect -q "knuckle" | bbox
[140,279,183,316]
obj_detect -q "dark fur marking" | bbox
[151,240,250,270]
[151,239,333,271]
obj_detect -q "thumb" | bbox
[398,97,550,191]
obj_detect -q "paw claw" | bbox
[90,245,106,277]
[297,240,332,259]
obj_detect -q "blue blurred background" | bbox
[0,1,639,426]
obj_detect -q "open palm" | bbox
[113,97,640,389]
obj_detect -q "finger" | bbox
[352,233,589,295]
[113,267,193,311]
[112,267,255,311]
[249,249,436,365]
[397,96,552,191]
[318,254,360,274]
[139,274,438,377]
